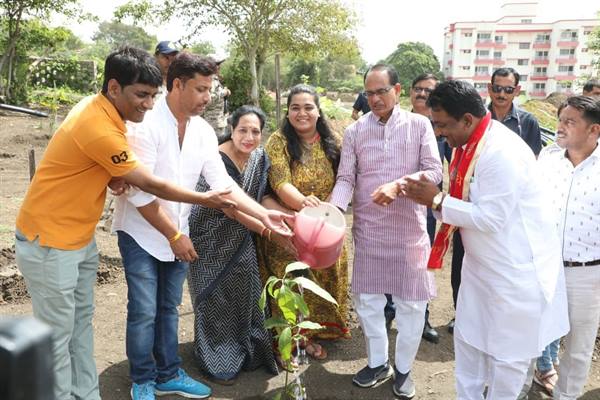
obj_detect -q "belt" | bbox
[563,259,600,267]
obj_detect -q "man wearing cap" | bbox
[201,58,230,137]
[154,40,180,88]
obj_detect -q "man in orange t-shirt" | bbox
[14,47,241,400]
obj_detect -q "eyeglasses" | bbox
[491,84,516,94]
[364,86,393,97]
[412,87,434,94]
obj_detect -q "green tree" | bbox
[92,20,156,52]
[116,0,357,106]
[0,0,83,100]
[383,42,442,93]
[184,40,215,56]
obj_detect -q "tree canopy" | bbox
[116,0,357,105]
[383,42,442,93]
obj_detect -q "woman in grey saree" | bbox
[187,106,280,384]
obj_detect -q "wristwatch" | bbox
[431,192,446,211]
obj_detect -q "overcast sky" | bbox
[61,0,599,63]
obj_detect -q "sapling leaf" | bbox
[293,276,338,305]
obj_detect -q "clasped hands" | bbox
[371,173,440,208]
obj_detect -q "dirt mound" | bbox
[0,247,124,304]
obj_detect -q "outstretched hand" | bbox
[200,188,237,209]
[262,210,295,237]
[401,175,440,207]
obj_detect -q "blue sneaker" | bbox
[131,381,156,400]
[155,369,211,398]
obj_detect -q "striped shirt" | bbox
[330,106,442,300]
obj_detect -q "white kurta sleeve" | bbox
[441,147,525,233]
[201,129,235,191]
[125,122,158,208]
[330,124,357,211]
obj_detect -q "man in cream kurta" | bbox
[403,80,569,400]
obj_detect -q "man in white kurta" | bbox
[402,80,569,400]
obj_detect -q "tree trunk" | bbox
[247,48,259,106]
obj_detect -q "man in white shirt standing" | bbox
[401,80,569,400]
[113,53,292,400]
[537,95,600,400]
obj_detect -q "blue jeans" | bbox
[117,231,189,384]
[536,338,560,373]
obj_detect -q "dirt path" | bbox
[1,111,599,399]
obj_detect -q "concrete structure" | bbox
[443,1,599,99]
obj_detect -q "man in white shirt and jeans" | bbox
[537,95,600,400]
[113,52,292,400]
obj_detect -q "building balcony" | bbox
[474,58,493,64]
[555,57,577,64]
[494,43,507,49]
[555,74,576,81]
[530,91,547,98]
[530,74,548,81]
[533,42,551,49]
[557,40,579,47]
[475,40,495,48]
[473,74,491,81]
[532,58,550,65]
[492,59,505,66]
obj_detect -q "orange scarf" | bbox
[427,112,492,269]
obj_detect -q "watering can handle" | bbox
[306,217,325,253]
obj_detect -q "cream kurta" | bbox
[440,120,569,361]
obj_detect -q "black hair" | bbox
[281,84,340,173]
[583,79,600,94]
[166,52,217,92]
[101,46,162,94]
[557,95,600,125]
[427,80,487,120]
[412,73,439,88]
[364,64,399,85]
[491,67,520,86]
[219,105,267,145]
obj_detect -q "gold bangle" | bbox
[168,231,182,243]
[267,229,272,241]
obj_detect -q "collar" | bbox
[97,93,126,133]
[160,95,179,127]
[559,140,600,162]
[373,105,403,125]
[488,101,518,121]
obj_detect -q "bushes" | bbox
[29,57,97,93]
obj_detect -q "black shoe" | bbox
[422,321,439,344]
[393,367,416,399]
[447,318,455,334]
[352,361,393,388]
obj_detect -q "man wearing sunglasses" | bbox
[487,67,542,156]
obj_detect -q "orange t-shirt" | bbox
[16,93,138,250]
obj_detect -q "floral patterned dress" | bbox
[260,131,350,340]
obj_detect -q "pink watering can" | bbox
[292,202,346,269]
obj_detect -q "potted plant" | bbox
[259,261,338,400]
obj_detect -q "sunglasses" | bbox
[491,84,516,94]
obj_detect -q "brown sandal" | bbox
[303,340,327,360]
[533,368,558,396]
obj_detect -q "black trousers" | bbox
[451,230,464,309]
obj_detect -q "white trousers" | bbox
[554,267,600,400]
[455,337,532,400]
[353,293,427,373]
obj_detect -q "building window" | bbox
[475,66,489,75]
[535,34,551,42]
[461,49,472,54]
[519,42,530,49]
[477,32,492,41]
[464,32,473,37]
[534,67,547,75]
[559,48,576,56]
[521,19,532,24]
[580,65,588,70]
[520,75,528,82]
[493,51,502,59]
[581,48,588,53]
[494,35,503,43]
[535,51,549,59]
[558,65,574,73]
[560,30,578,40]
[517,59,528,66]
[460,66,471,71]
[557,81,572,91]
[474,83,487,91]
[534,83,546,90]
[476,50,490,57]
